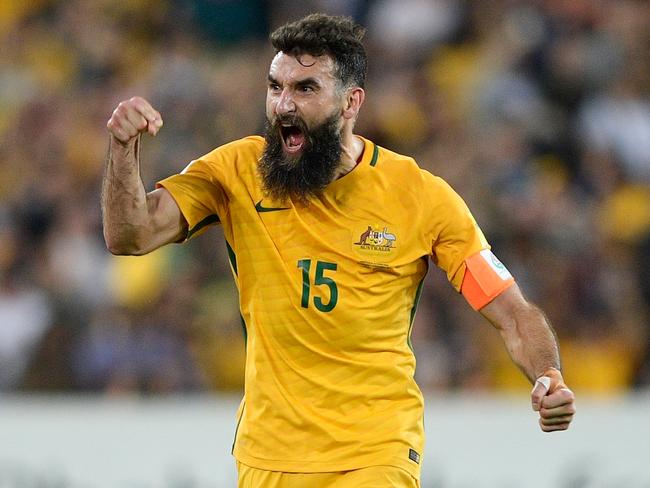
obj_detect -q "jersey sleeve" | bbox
[156,153,230,241]
[424,174,489,291]
[423,173,515,308]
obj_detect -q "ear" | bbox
[342,87,365,120]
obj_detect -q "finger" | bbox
[117,115,141,139]
[130,97,161,125]
[111,102,146,136]
[147,117,163,136]
[540,414,574,426]
[129,98,162,136]
[539,419,571,432]
[540,402,576,419]
[531,376,550,411]
[541,387,575,409]
[122,107,148,133]
[107,118,134,143]
[108,127,131,144]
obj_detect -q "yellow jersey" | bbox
[157,135,489,478]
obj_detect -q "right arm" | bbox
[102,97,187,255]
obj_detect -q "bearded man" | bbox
[102,13,575,488]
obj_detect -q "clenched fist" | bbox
[531,367,576,432]
[107,97,163,144]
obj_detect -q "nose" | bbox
[275,89,296,116]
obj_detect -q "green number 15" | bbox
[297,259,338,312]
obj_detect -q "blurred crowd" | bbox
[1,0,649,396]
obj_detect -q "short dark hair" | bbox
[270,13,367,89]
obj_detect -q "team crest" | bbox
[354,225,397,252]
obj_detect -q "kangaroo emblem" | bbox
[355,225,372,245]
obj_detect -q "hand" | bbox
[107,96,163,144]
[531,368,575,432]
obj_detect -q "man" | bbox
[102,13,575,488]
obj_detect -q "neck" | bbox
[334,132,363,179]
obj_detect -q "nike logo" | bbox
[255,200,290,213]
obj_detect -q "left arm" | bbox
[480,283,576,432]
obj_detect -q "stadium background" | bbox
[1,0,649,486]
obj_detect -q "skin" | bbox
[481,284,576,431]
[266,51,365,176]
[102,51,575,432]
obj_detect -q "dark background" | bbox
[1,0,649,397]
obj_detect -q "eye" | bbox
[300,85,314,93]
[268,82,281,92]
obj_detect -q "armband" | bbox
[461,249,515,310]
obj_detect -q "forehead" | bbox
[268,51,337,84]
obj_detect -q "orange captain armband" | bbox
[461,249,515,310]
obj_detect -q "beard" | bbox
[259,111,343,205]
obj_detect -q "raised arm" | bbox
[480,284,576,432]
[102,97,187,255]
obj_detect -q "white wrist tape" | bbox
[532,375,551,394]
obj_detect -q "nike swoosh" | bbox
[255,200,290,213]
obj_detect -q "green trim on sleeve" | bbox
[186,214,220,240]
[225,240,238,276]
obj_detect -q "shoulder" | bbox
[367,140,438,184]
[364,138,454,196]
[181,135,264,179]
[181,136,264,184]
[369,142,420,172]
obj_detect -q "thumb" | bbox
[531,375,551,412]
[147,116,163,136]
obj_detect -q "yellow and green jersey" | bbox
[157,135,489,478]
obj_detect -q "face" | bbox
[259,52,346,204]
[265,51,344,152]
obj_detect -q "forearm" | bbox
[480,284,561,383]
[498,301,561,383]
[102,135,152,254]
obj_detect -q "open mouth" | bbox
[280,124,306,154]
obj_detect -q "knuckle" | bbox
[561,388,575,399]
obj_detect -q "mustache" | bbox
[273,114,308,131]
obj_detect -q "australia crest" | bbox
[354,225,397,252]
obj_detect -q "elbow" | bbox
[103,229,149,256]
[104,239,140,256]
[105,243,143,256]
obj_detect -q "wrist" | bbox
[538,366,561,378]
[110,133,139,151]
[536,367,565,392]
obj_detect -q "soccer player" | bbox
[102,13,575,488]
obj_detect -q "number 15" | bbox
[297,259,338,312]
